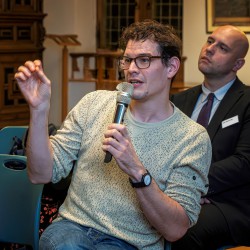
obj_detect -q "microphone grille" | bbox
[116,82,134,96]
[116,82,134,105]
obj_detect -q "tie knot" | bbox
[207,93,215,101]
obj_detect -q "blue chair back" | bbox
[0,126,28,154]
[0,154,43,250]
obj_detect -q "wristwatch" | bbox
[129,170,152,188]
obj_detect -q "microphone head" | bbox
[116,82,134,105]
[116,82,134,95]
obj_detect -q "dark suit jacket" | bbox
[171,77,250,245]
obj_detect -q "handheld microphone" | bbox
[104,82,134,163]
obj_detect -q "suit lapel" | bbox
[207,78,244,140]
[182,86,202,116]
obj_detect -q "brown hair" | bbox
[119,19,182,66]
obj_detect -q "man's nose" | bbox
[206,43,216,53]
[128,59,138,71]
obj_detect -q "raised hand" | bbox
[14,60,51,111]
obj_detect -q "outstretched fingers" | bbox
[14,60,52,109]
[33,60,50,84]
[15,60,50,85]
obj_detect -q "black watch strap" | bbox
[129,170,152,188]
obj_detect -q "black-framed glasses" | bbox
[118,55,162,70]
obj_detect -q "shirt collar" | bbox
[201,78,235,102]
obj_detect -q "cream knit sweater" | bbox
[50,90,211,250]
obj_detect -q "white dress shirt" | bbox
[191,79,235,124]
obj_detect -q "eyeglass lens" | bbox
[119,56,151,69]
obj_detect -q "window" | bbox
[97,0,183,49]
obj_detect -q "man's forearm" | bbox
[136,180,189,242]
[27,110,53,184]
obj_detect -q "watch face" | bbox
[144,174,151,186]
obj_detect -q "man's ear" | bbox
[232,58,245,72]
[166,56,180,78]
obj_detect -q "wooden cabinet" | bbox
[0,0,46,128]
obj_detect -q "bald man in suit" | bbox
[171,25,250,249]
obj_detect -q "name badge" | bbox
[222,115,239,128]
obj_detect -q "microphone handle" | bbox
[104,103,127,163]
[104,151,113,163]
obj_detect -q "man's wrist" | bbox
[129,169,152,188]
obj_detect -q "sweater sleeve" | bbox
[50,91,115,183]
[165,128,212,226]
